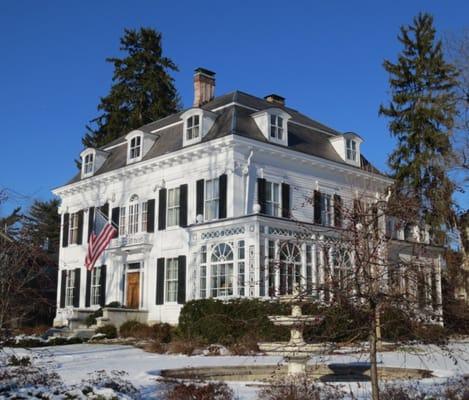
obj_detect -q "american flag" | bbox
[85,209,117,271]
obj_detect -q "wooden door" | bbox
[126,272,140,309]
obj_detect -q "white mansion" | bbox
[53,68,444,327]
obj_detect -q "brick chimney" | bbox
[264,94,285,107]
[193,68,216,107]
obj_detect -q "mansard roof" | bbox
[67,91,382,184]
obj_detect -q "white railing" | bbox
[109,233,151,248]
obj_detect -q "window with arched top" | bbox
[210,243,234,298]
[128,195,139,235]
[279,242,302,295]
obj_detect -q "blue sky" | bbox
[0,0,467,215]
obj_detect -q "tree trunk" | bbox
[370,313,380,400]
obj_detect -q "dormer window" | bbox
[181,108,217,147]
[270,115,284,141]
[80,148,108,179]
[186,115,200,141]
[346,138,357,161]
[83,153,94,175]
[129,136,142,160]
[251,108,291,146]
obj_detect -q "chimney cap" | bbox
[194,67,216,77]
[264,93,285,105]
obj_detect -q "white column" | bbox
[263,236,270,297]
[311,241,317,296]
[301,243,307,292]
[274,239,280,296]
[318,236,325,302]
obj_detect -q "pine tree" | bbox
[83,28,181,149]
[380,13,459,236]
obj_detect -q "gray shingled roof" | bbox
[66,91,382,185]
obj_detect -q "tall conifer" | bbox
[83,28,180,148]
[380,13,458,236]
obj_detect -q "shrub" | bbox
[95,324,117,339]
[84,308,103,327]
[258,375,345,400]
[150,322,174,343]
[167,338,202,355]
[178,298,289,345]
[381,376,469,399]
[144,340,167,353]
[229,334,259,355]
[7,355,31,367]
[119,320,151,338]
[82,370,137,397]
[164,382,234,400]
[105,301,124,308]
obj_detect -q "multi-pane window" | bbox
[165,258,178,302]
[119,207,126,236]
[91,266,101,306]
[83,153,94,175]
[141,201,148,232]
[69,212,79,244]
[186,115,200,141]
[128,195,139,234]
[321,194,332,226]
[129,136,142,160]
[167,188,181,227]
[211,243,234,298]
[205,178,219,221]
[265,182,281,217]
[346,138,357,161]
[65,270,75,307]
[270,115,284,140]
[200,246,207,298]
[238,240,245,296]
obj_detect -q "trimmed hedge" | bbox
[178,298,447,345]
[95,324,117,339]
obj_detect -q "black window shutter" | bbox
[179,184,188,227]
[62,213,69,247]
[77,210,84,245]
[334,194,342,228]
[88,207,95,241]
[218,174,227,219]
[177,256,186,304]
[196,179,205,218]
[158,189,167,231]
[100,203,109,219]
[73,268,81,308]
[156,258,165,305]
[314,190,321,224]
[281,183,290,218]
[99,265,107,307]
[60,270,67,308]
[147,199,155,232]
[111,207,120,230]
[85,269,91,307]
[257,178,267,214]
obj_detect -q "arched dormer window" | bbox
[180,108,217,147]
[80,148,108,179]
[329,132,363,167]
[125,130,157,164]
[251,108,291,146]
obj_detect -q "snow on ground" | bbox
[4,341,469,399]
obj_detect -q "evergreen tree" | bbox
[21,199,60,261]
[83,28,181,149]
[380,13,459,236]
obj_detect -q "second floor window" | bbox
[83,153,94,175]
[167,188,181,227]
[141,201,148,232]
[270,115,284,141]
[119,207,126,236]
[69,212,79,244]
[205,178,219,221]
[346,138,357,161]
[321,193,333,226]
[128,197,139,234]
[186,115,200,141]
[265,181,281,217]
[129,136,142,160]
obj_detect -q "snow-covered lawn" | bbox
[4,341,469,399]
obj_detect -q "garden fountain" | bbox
[258,290,327,375]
